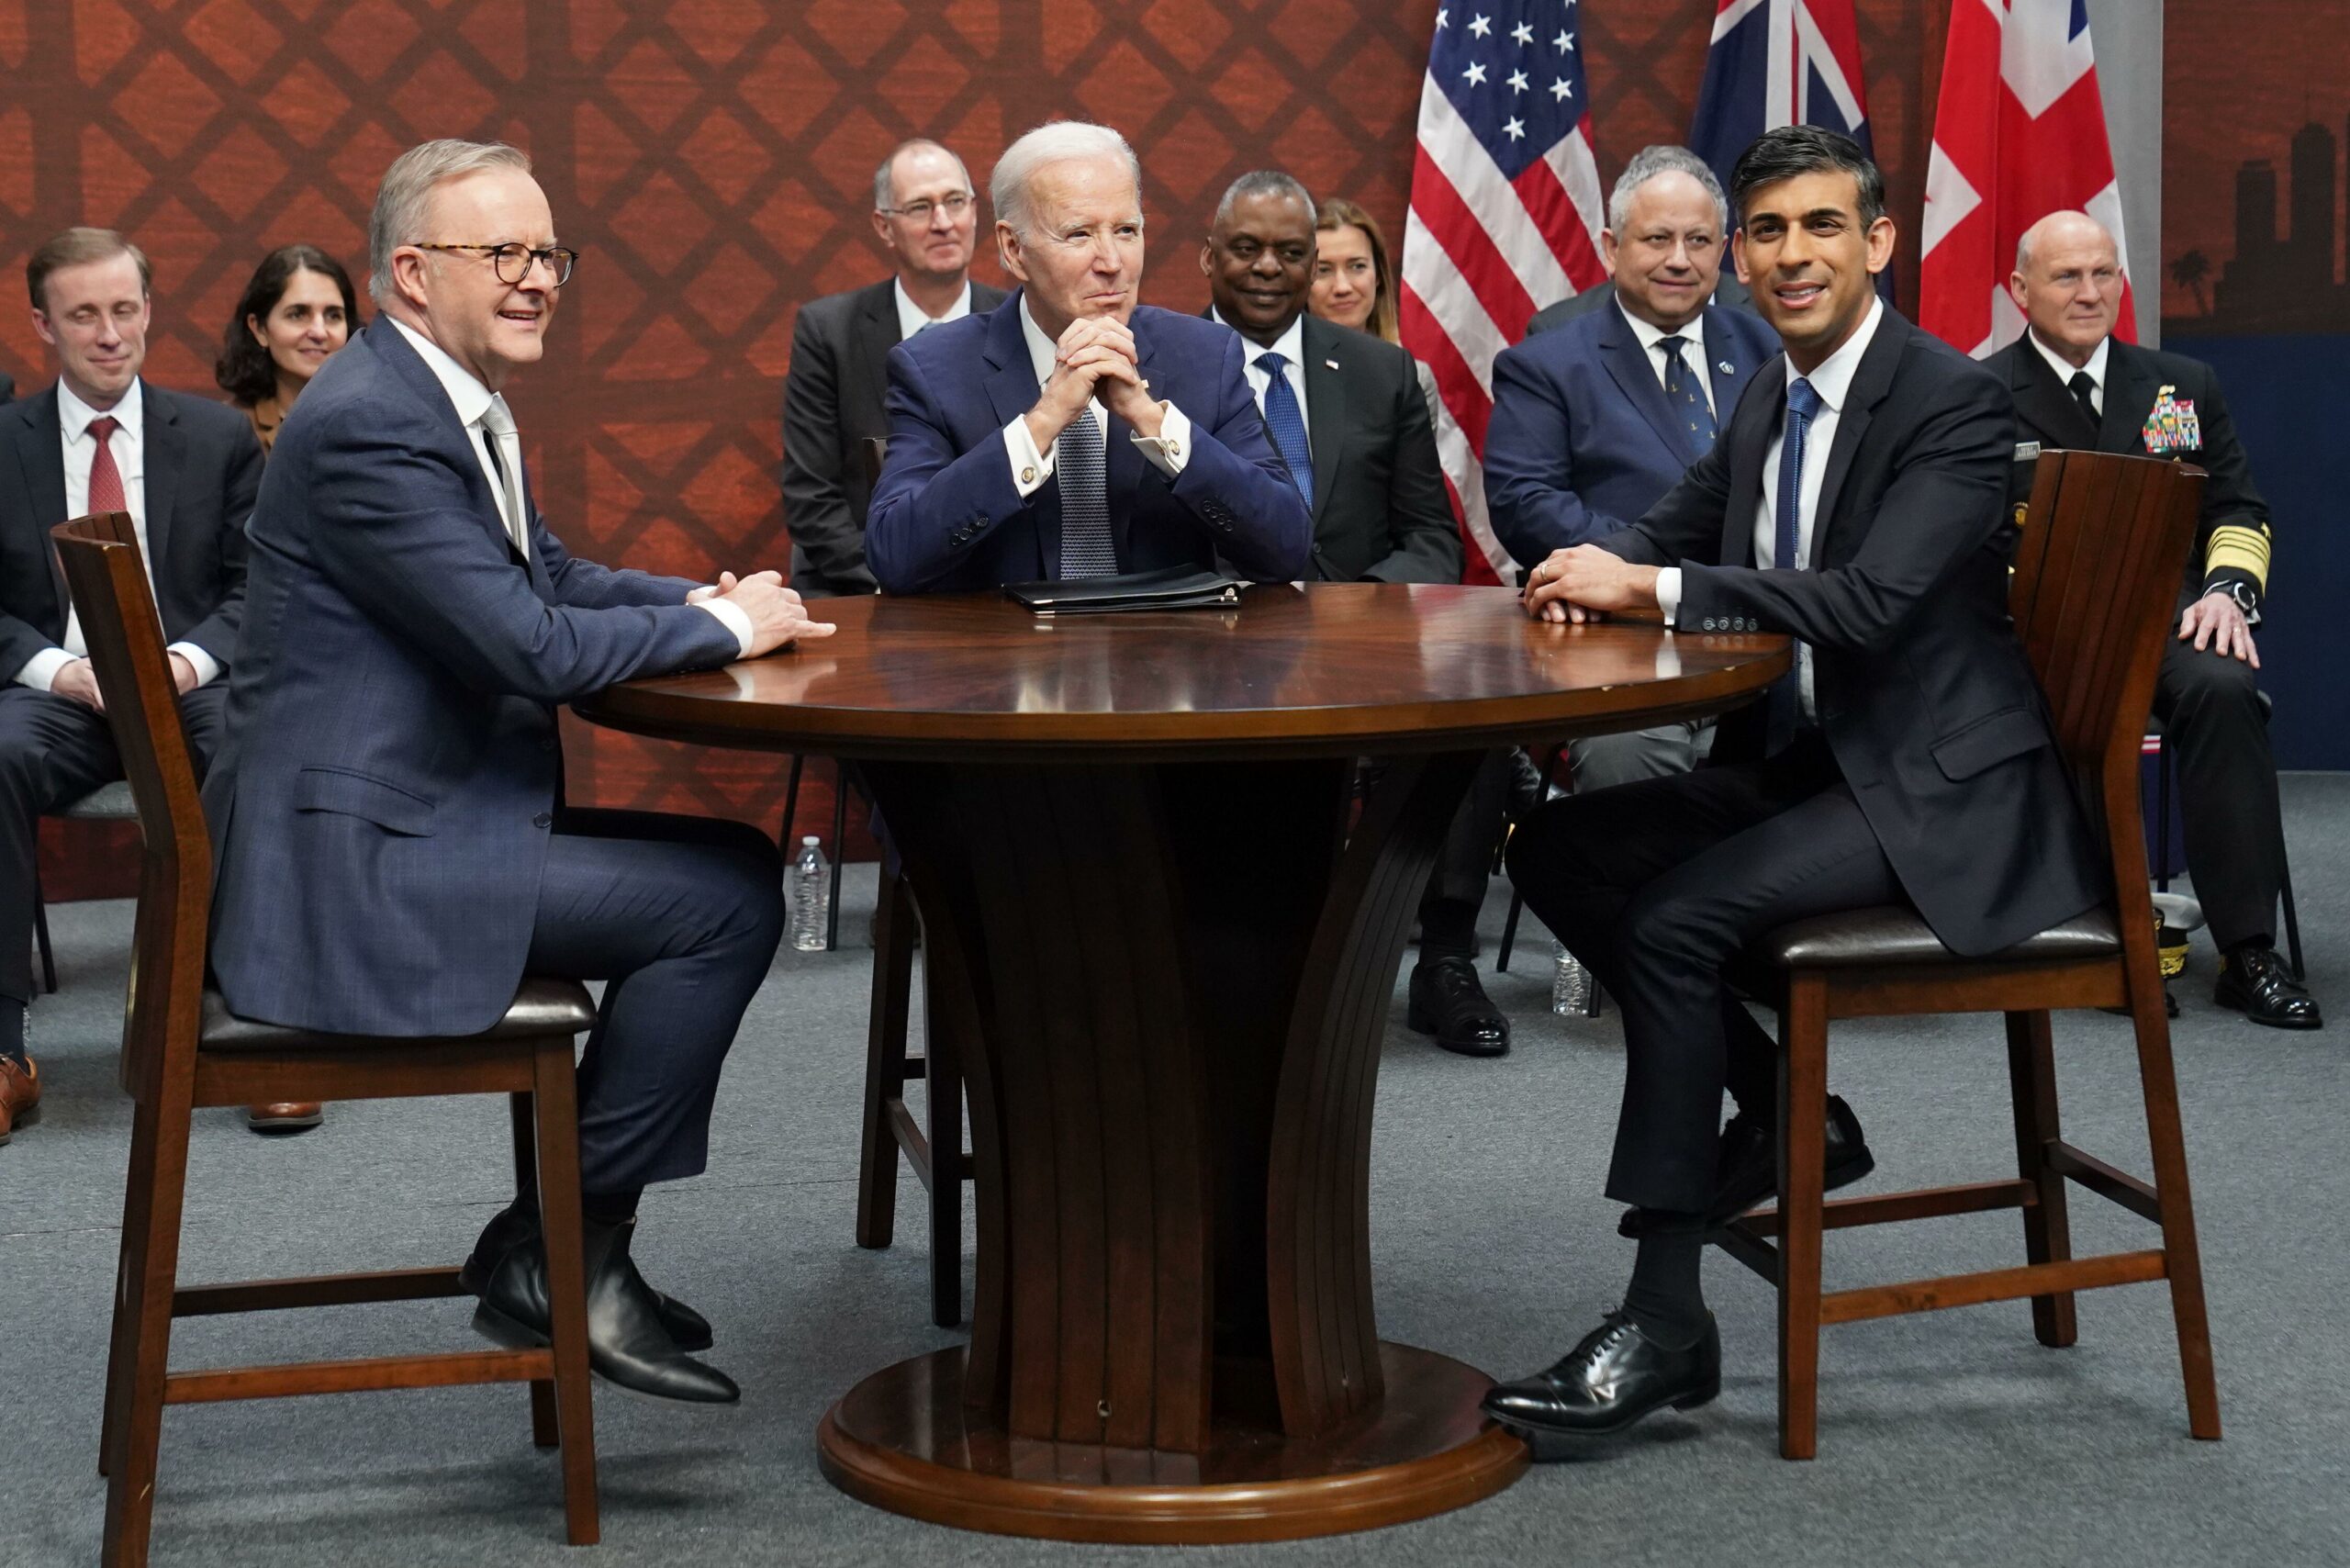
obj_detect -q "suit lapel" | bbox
[8,390,70,621]
[1721,372,1777,566]
[1699,308,1754,447]
[981,294,1055,576]
[1302,317,1344,525]
[2098,341,2158,455]
[1597,304,1697,463]
[1810,313,1905,560]
[142,385,182,578]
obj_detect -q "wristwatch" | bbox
[2211,579,2261,621]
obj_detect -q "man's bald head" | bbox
[2009,209,2123,368]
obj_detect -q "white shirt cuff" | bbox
[1655,567,1684,628]
[696,599,755,657]
[168,642,221,689]
[1131,402,1190,474]
[13,647,73,691]
[1005,416,1053,499]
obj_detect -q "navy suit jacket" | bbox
[204,321,744,1036]
[0,381,261,678]
[864,295,1311,592]
[1483,297,1779,571]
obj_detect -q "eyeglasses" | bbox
[414,242,579,286]
[878,194,973,223]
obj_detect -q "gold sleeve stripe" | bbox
[2205,523,2271,588]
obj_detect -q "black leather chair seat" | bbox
[1759,904,2122,970]
[200,978,598,1052]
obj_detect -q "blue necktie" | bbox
[1056,409,1115,579]
[1657,335,1717,450]
[1255,351,1314,509]
[1765,377,1821,754]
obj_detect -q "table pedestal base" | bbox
[818,1342,1526,1544]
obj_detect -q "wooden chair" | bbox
[53,513,603,1565]
[31,780,139,992]
[1718,449,2223,1459]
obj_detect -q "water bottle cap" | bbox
[800,835,820,846]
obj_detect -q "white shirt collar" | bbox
[893,277,973,342]
[2027,327,2109,396]
[1615,297,1707,356]
[1785,295,1884,413]
[58,376,142,444]
[387,315,495,428]
[1217,308,1306,371]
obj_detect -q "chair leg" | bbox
[1776,973,1829,1462]
[856,866,917,1252]
[100,1092,193,1568]
[2279,861,2304,983]
[96,1085,167,1480]
[2154,733,2174,894]
[778,753,804,848]
[33,872,57,994]
[2126,958,2222,1439]
[2003,1010,2077,1348]
[532,1040,600,1545]
[1494,890,1524,973]
[927,928,965,1329]
[506,1092,559,1450]
[825,760,849,951]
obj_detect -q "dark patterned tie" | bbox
[2067,370,2099,426]
[85,416,128,515]
[1254,350,1315,508]
[1057,409,1115,579]
[1764,377,1821,754]
[1656,336,1717,449]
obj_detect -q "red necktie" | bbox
[85,415,128,516]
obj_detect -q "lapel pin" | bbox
[1718,360,1735,375]
[1324,358,1339,370]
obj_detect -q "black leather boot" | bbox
[462,1200,714,1351]
[474,1216,739,1405]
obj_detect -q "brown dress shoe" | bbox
[246,1102,324,1133]
[0,1055,40,1146]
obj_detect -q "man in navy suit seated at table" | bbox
[1485,146,1780,792]
[203,139,834,1406]
[865,119,1310,593]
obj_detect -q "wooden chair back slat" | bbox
[2007,450,2202,924]
[50,513,212,1106]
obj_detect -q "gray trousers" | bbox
[1569,719,1715,796]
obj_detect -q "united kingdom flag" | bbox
[1687,0,1877,197]
[1919,0,2135,357]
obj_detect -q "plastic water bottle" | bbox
[1551,941,1593,1015]
[789,835,830,952]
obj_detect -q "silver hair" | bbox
[1606,145,1729,234]
[369,139,533,307]
[872,139,973,213]
[1214,170,1315,229]
[990,120,1143,240]
[2015,211,2116,275]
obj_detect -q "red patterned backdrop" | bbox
[1,0,1943,894]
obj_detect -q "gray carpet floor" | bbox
[6,778,2347,1567]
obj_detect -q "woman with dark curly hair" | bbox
[215,244,358,455]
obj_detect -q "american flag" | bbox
[1687,0,1877,196]
[1919,0,2134,357]
[1399,1,1607,585]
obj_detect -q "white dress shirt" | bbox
[1617,298,1716,417]
[1659,296,1886,719]
[1210,307,1312,443]
[893,277,973,342]
[14,378,222,693]
[386,317,751,654]
[1003,296,1192,499]
[2027,328,2109,419]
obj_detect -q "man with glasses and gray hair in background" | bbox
[783,140,1007,598]
[203,138,834,1406]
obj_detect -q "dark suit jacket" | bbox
[0,380,262,679]
[865,294,1312,593]
[1989,335,2271,607]
[204,321,742,1036]
[1526,273,1753,337]
[0,374,13,403]
[1214,310,1460,584]
[1602,308,2103,957]
[1485,297,1779,569]
[782,276,1008,598]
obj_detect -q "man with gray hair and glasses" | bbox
[866,118,1309,592]
[203,138,833,1405]
[783,139,1007,597]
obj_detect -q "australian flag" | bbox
[1687,0,1876,195]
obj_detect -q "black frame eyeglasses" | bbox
[415,241,579,286]
[877,194,973,223]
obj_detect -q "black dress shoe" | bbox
[2214,945,2322,1029]
[474,1217,739,1404]
[1483,1310,1720,1452]
[462,1202,714,1351]
[1617,1096,1875,1237]
[1407,956,1511,1058]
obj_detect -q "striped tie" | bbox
[1057,409,1115,579]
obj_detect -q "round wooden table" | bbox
[577,583,1789,1543]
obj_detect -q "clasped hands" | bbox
[50,653,200,713]
[687,571,836,657]
[1024,317,1162,449]
[1519,545,1662,623]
